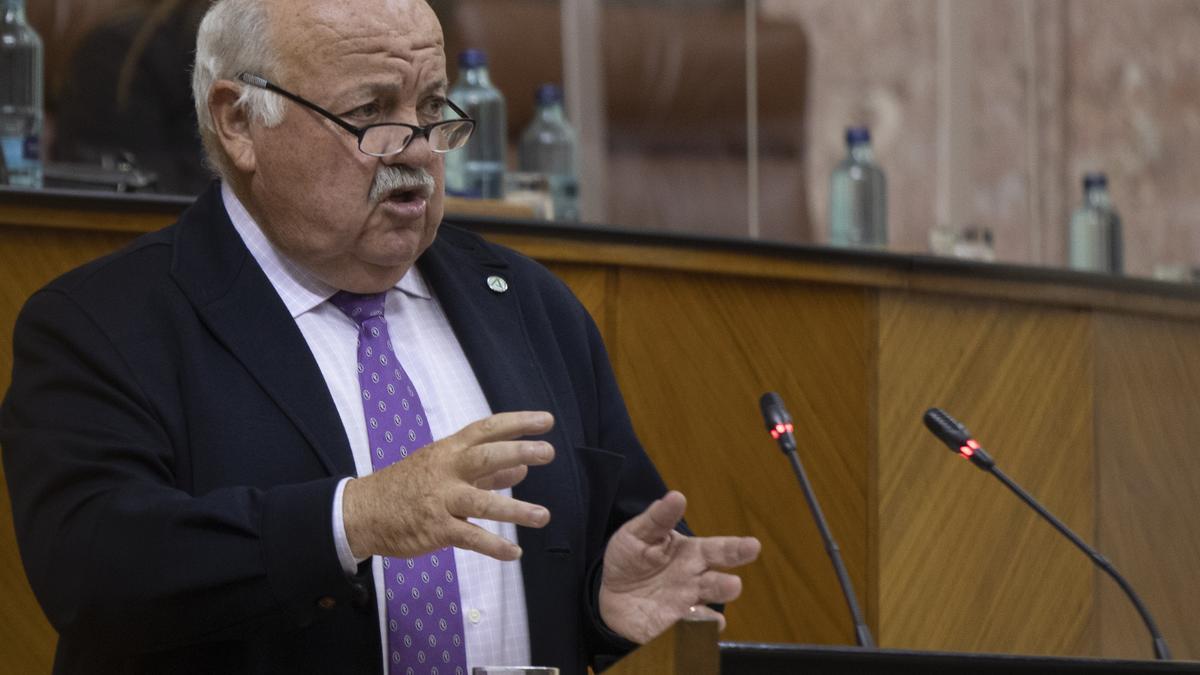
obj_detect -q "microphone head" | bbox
[759,392,792,429]
[923,408,972,450]
[759,392,796,448]
[923,408,994,468]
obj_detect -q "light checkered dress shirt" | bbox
[222,182,532,671]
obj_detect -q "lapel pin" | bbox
[486,275,509,294]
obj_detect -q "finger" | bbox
[684,604,727,631]
[456,440,554,481]
[698,570,744,604]
[454,411,555,449]
[448,487,551,529]
[444,519,522,561]
[622,490,688,544]
[698,536,762,569]
[474,464,528,491]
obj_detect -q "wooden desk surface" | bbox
[4,185,1198,319]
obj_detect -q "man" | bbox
[0,0,760,673]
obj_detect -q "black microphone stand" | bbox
[988,464,1171,660]
[781,443,875,648]
[923,408,1171,660]
[761,392,875,648]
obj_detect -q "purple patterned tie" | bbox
[330,290,468,675]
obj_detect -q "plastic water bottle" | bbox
[445,49,506,199]
[518,84,579,221]
[0,0,43,187]
[1069,172,1123,274]
[829,126,887,247]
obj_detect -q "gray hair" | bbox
[192,0,286,182]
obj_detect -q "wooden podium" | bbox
[609,621,1200,674]
[3,186,1200,669]
[605,619,720,675]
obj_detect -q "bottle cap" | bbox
[1083,172,1108,190]
[846,126,871,145]
[535,83,564,105]
[458,49,488,68]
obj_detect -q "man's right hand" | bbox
[342,411,556,561]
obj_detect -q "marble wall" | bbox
[1063,0,1200,276]
[762,0,1200,276]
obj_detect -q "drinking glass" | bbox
[470,662,559,667]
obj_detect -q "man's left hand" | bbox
[598,490,761,644]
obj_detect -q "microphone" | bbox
[759,392,875,648]
[760,391,797,453]
[922,408,1172,661]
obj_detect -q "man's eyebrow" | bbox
[332,82,388,104]
[421,79,449,97]
[337,79,447,100]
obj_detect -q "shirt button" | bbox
[466,608,482,624]
[317,596,337,610]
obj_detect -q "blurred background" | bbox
[18,0,1200,278]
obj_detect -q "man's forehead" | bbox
[268,0,444,58]
[269,0,438,23]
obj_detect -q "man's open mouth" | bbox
[388,188,425,203]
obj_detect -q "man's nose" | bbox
[383,132,435,168]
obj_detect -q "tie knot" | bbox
[329,290,387,326]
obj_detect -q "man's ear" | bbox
[209,80,258,173]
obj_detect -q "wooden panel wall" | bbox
[3,208,1200,669]
[610,269,871,645]
[876,291,1096,656]
[543,263,614,344]
[1094,312,1200,660]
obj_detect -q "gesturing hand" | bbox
[598,491,761,644]
[342,411,556,561]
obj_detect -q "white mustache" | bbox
[369,165,436,205]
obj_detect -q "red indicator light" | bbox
[966,439,980,450]
[785,423,794,433]
[770,429,781,439]
[959,445,975,458]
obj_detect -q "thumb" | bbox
[623,490,687,544]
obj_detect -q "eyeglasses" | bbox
[237,73,475,157]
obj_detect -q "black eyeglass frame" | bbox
[237,72,475,157]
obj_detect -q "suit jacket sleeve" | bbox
[0,286,366,655]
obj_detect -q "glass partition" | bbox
[760,1,936,253]
[595,0,756,237]
[755,0,1200,279]
[29,0,209,194]
[23,0,1200,279]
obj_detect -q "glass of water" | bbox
[470,662,559,667]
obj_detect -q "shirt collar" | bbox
[396,261,433,300]
[221,182,431,317]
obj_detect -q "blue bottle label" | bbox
[2,134,40,170]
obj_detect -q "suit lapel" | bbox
[417,230,575,538]
[169,185,355,477]
[419,229,580,668]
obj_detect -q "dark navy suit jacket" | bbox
[1,184,668,673]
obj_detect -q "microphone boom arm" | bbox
[783,445,875,648]
[761,392,875,648]
[987,464,1171,661]
[923,407,1171,660]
